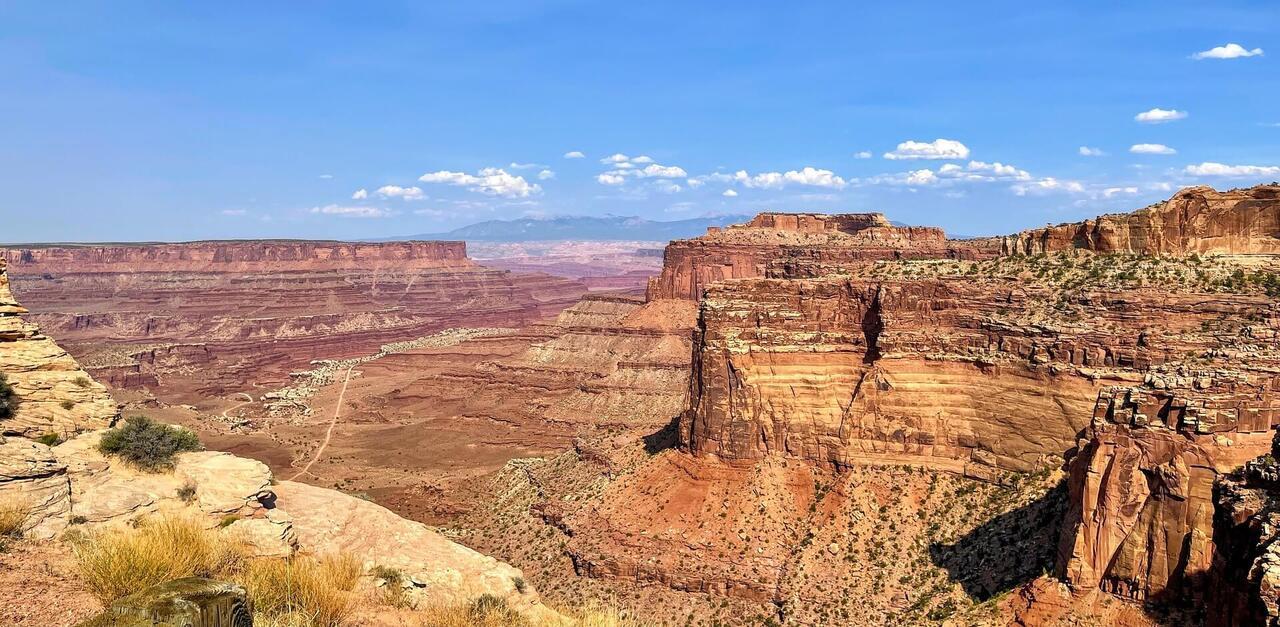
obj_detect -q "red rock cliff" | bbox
[1001,185,1280,256]
[2,240,470,273]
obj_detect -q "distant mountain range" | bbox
[385,214,754,242]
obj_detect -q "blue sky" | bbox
[1,1,1277,242]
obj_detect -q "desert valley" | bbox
[2,184,1279,625]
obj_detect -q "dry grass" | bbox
[417,596,651,627]
[0,498,30,539]
[235,553,362,627]
[71,514,246,603]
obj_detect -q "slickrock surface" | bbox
[1,240,588,397]
[1002,184,1280,255]
[0,258,117,437]
[646,211,998,300]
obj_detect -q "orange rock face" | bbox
[1001,184,1280,255]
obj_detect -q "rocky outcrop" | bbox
[1001,184,1280,256]
[0,258,117,437]
[646,212,998,300]
[1209,436,1280,627]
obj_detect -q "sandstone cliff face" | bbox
[646,212,997,300]
[681,276,1276,480]
[1001,185,1280,255]
[0,258,117,437]
[1209,438,1280,627]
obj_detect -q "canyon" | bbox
[1,184,1279,625]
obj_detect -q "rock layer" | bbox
[0,258,117,437]
[1001,184,1280,255]
[1,241,588,397]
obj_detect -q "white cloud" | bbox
[600,153,630,164]
[686,178,705,189]
[563,151,585,159]
[1130,143,1177,155]
[351,188,369,200]
[309,204,393,218]
[1079,146,1105,157]
[961,160,1031,180]
[654,180,682,194]
[722,189,738,197]
[1103,187,1140,198]
[537,169,555,180]
[508,162,546,170]
[220,209,247,216]
[1135,108,1188,124]
[1192,43,1264,60]
[376,185,425,200]
[596,172,627,186]
[904,169,938,186]
[318,174,334,179]
[1183,162,1280,177]
[631,155,654,164]
[1011,178,1086,196]
[418,167,540,198]
[883,138,970,160]
[733,167,847,189]
[641,163,687,178]
[853,151,872,159]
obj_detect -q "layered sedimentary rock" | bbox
[1209,437,1280,627]
[1001,184,1280,255]
[1,241,588,396]
[647,212,998,300]
[0,258,117,437]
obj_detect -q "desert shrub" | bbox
[36,431,62,446]
[176,483,197,503]
[0,498,29,539]
[236,554,361,627]
[71,514,246,603]
[98,416,201,471]
[60,399,76,410]
[0,373,16,419]
[74,375,92,388]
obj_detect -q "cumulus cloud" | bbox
[722,189,738,197]
[418,167,540,198]
[853,151,872,159]
[904,169,938,186]
[1011,178,1086,196]
[508,162,547,170]
[596,172,627,186]
[1192,43,1263,60]
[375,185,425,200]
[537,169,555,180]
[1079,146,1105,157]
[309,204,393,218]
[1130,143,1177,155]
[351,188,369,200]
[220,209,247,216]
[641,163,687,178]
[1183,162,1280,177]
[732,167,847,189]
[631,155,655,164]
[600,153,631,164]
[563,151,585,159]
[1135,108,1188,124]
[1103,187,1140,198]
[883,138,970,160]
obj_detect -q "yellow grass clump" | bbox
[236,553,362,627]
[0,498,30,540]
[417,595,652,627]
[71,514,246,603]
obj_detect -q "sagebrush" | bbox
[97,415,201,471]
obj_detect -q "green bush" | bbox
[36,432,61,446]
[97,416,201,472]
[0,373,16,420]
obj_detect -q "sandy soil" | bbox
[0,539,102,626]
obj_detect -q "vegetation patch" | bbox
[237,553,362,627]
[0,373,17,420]
[98,415,201,471]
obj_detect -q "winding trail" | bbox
[289,364,354,481]
[220,392,255,419]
